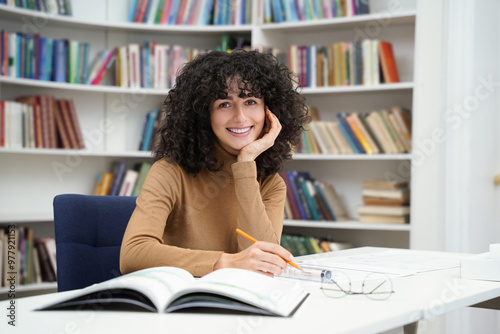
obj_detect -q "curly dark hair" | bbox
[153,50,310,177]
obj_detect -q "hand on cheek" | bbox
[237,108,282,162]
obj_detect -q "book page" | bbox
[168,268,308,317]
[37,267,195,312]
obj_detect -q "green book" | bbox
[132,162,153,196]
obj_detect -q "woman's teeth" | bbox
[228,127,251,133]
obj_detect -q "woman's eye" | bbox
[219,102,230,108]
[246,100,257,105]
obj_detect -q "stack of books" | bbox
[358,179,410,224]
[92,161,152,197]
[280,170,349,222]
[295,106,411,155]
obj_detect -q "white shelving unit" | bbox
[0,0,419,295]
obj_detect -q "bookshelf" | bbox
[0,0,420,295]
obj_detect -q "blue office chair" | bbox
[53,194,137,292]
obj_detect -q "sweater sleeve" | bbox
[231,161,287,251]
[119,161,223,277]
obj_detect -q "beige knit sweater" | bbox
[120,142,286,277]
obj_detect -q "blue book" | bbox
[38,37,47,80]
[44,38,53,81]
[52,39,67,82]
[299,177,321,221]
[109,161,128,196]
[285,171,308,220]
[141,109,159,151]
[16,33,22,78]
[314,181,337,221]
[337,118,360,153]
[128,0,139,22]
[337,113,365,153]
[168,0,181,24]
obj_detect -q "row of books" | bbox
[92,161,152,197]
[281,234,352,257]
[0,29,91,84]
[259,39,400,88]
[105,35,249,89]
[264,0,370,23]
[296,106,411,154]
[0,227,57,287]
[358,179,410,224]
[0,0,72,15]
[281,170,349,221]
[0,96,84,149]
[129,0,253,26]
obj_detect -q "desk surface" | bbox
[2,247,500,334]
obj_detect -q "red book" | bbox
[52,97,71,149]
[57,99,78,149]
[160,0,172,24]
[90,49,116,85]
[65,99,85,149]
[0,101,4,147]
[378,41,400,83]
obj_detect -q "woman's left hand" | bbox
[237,108,282,162]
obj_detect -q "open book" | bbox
[37,267,309,317]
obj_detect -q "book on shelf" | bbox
[0,0,73,15]
[93,161,152,196]
[0,96,84,149]
[37,266,308,317]
[128,0,252,26]
[138,108,160,151]
[280,170,349,222]
[358,179,410,224]
[378,40,400,83]
[358,214,409,224]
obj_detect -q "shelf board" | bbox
[300,82,414,94]
[0,77,413,95]
[259,12,416,32]
[0,147,154,158]
[284,219,410,231]
[292,153,412,160]
[0,5,252,34]
[0,76,170,95]
[0,282,57,294]
[0,213,54,223]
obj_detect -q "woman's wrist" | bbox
[214,253,231,270]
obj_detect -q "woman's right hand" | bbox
[213,241,294,278]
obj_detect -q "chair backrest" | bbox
[53,194,137,292]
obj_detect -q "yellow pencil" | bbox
[235,228,304,272]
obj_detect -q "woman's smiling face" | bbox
[210,80,266,155]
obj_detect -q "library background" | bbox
[0,1,499,333]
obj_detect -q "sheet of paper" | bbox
[298,249,461,276]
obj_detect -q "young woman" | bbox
[120,50,309,278]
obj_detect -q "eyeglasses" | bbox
[320,271,394,300]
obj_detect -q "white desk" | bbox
[1,247,499,334]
